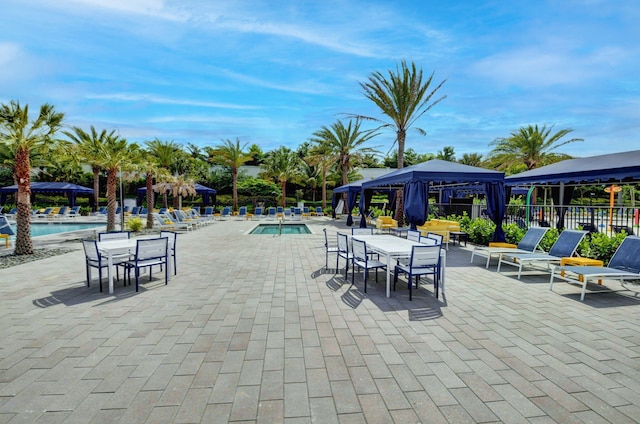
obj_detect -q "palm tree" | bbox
[436,146,456,162]
[487,124,582,171]
[146,139,180,208]
[305,143,335,210]
[95,134,138,231]
[64,126,112,211]
[0,101,64,255]
[169,174,197,210]
[356,60,446,223]
[208,138,252,211]
[310,119,379,187]
[458,152,484,167]
[261,146,303,208]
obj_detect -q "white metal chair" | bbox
[160,230,177,275]
[407,230,421,242]
[125,237,169,292]
[98,231,130,241]
[336,233,353,278]
[323,228,339,270]
[82,239,126,292]
[351,238,387,293]
[394,244,441,300]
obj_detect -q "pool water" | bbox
[10,222,105,238]
[249,224,311,235]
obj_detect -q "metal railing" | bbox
[429,203,639,236]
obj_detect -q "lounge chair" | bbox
[172,210,200,229]
[276,206,284,219]
[152,213,191,232]
[302,207,310,219]
[266,207,277,220]
[35,207,54,219]
[203,206,215,219]
[314,206,324,216]
[471,227,549,269]
[497,230,588,279]
[189,208,212,225]
[215,206,231,220]
[236,206,249,220]
[68,206,81,217]
[254,207,264,220]
[52,206,70,219]
[291,207,302,221]
[550,235,640,301]
[0,215,16,248]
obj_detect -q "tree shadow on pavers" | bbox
[31,278,161,308]
[340,284,364,308]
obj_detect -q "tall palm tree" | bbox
[458,152,484,167]
[95,134,138,231]
[305,143,336,209]
[487,124,582,171]
[261,146,303,208]
[208,138,252,211]
[356,60,446,223]
[0,101,64,255]
[310,119,379,187]
[64,126,112,211]
[146,139,180,208]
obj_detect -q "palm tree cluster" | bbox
[0,60,583,254]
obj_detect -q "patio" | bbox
[1,218,640,423]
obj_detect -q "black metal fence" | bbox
[430,203,639,236]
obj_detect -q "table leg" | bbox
[440,251,446,294]
[386,252,391,297]
[107,253,115,294]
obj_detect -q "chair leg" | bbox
[408,272,413,301]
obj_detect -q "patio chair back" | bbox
[608,236,640,273]
[255,207,263,216]
[410,244,441,269]
[160,230,178,275]
[98,231,130,241]
[426,232,443,245]
[82,239,101,262]
[407,230,421,242]
[127,237,169,291]
[238,206,247,216]
[548,230,588,258]
[419,236,438,246]
[0,215,16,236]
[517,227,549,252]
[352,228,373,235]
[351,238,368,263]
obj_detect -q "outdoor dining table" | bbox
[352,234,446,298]
[96,237,173,294]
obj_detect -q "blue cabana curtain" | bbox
[359,189,374,228]
[551,185,575,230]
[441,188,454,205]
[485,181,506,242]
[346,190,358,226]
[403,181,428,230]
[331,193,339,218]
[387,190,397,216]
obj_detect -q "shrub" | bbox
[126,217,144,232]
[503,223,526,245]
[577,231,626,265]
[466,218,496,245]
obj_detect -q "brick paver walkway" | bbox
[1,218,640,423]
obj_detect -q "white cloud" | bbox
[85,93,260,110]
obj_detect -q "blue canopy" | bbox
[0,182,94,207]
[333,179,371,225]
[505,150,640,185]
[362,160,506,241]
[137,183,217,206]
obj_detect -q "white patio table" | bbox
[97,237,172,294]
[352,234,446,298]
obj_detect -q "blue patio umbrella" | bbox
[403,181,428,230]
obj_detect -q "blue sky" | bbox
[2,0,639,159]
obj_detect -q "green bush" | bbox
[577,231,626,265]
[466,218,496,245]
[126,217,144,232]
[503,223,527,245]
[538,227,559,252]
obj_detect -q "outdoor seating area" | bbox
[3,217,640,422]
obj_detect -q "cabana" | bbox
[361,160,506,241]
[505,150,640,230]
[136,183,217,207]
[0,182,94,207]
[333,178,397,226]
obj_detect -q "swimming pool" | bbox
[10,222,105,238]
[249,223,311,235]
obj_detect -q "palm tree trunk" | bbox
[321,166,328,209]
[395,130,406,226]
[92,166,100,212]
[232,168,238,212]
[106,168,117,231]
[14,147,33,255]
[281,180,287,208]
[146,172,154,229]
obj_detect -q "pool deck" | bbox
[1,217,640,423]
